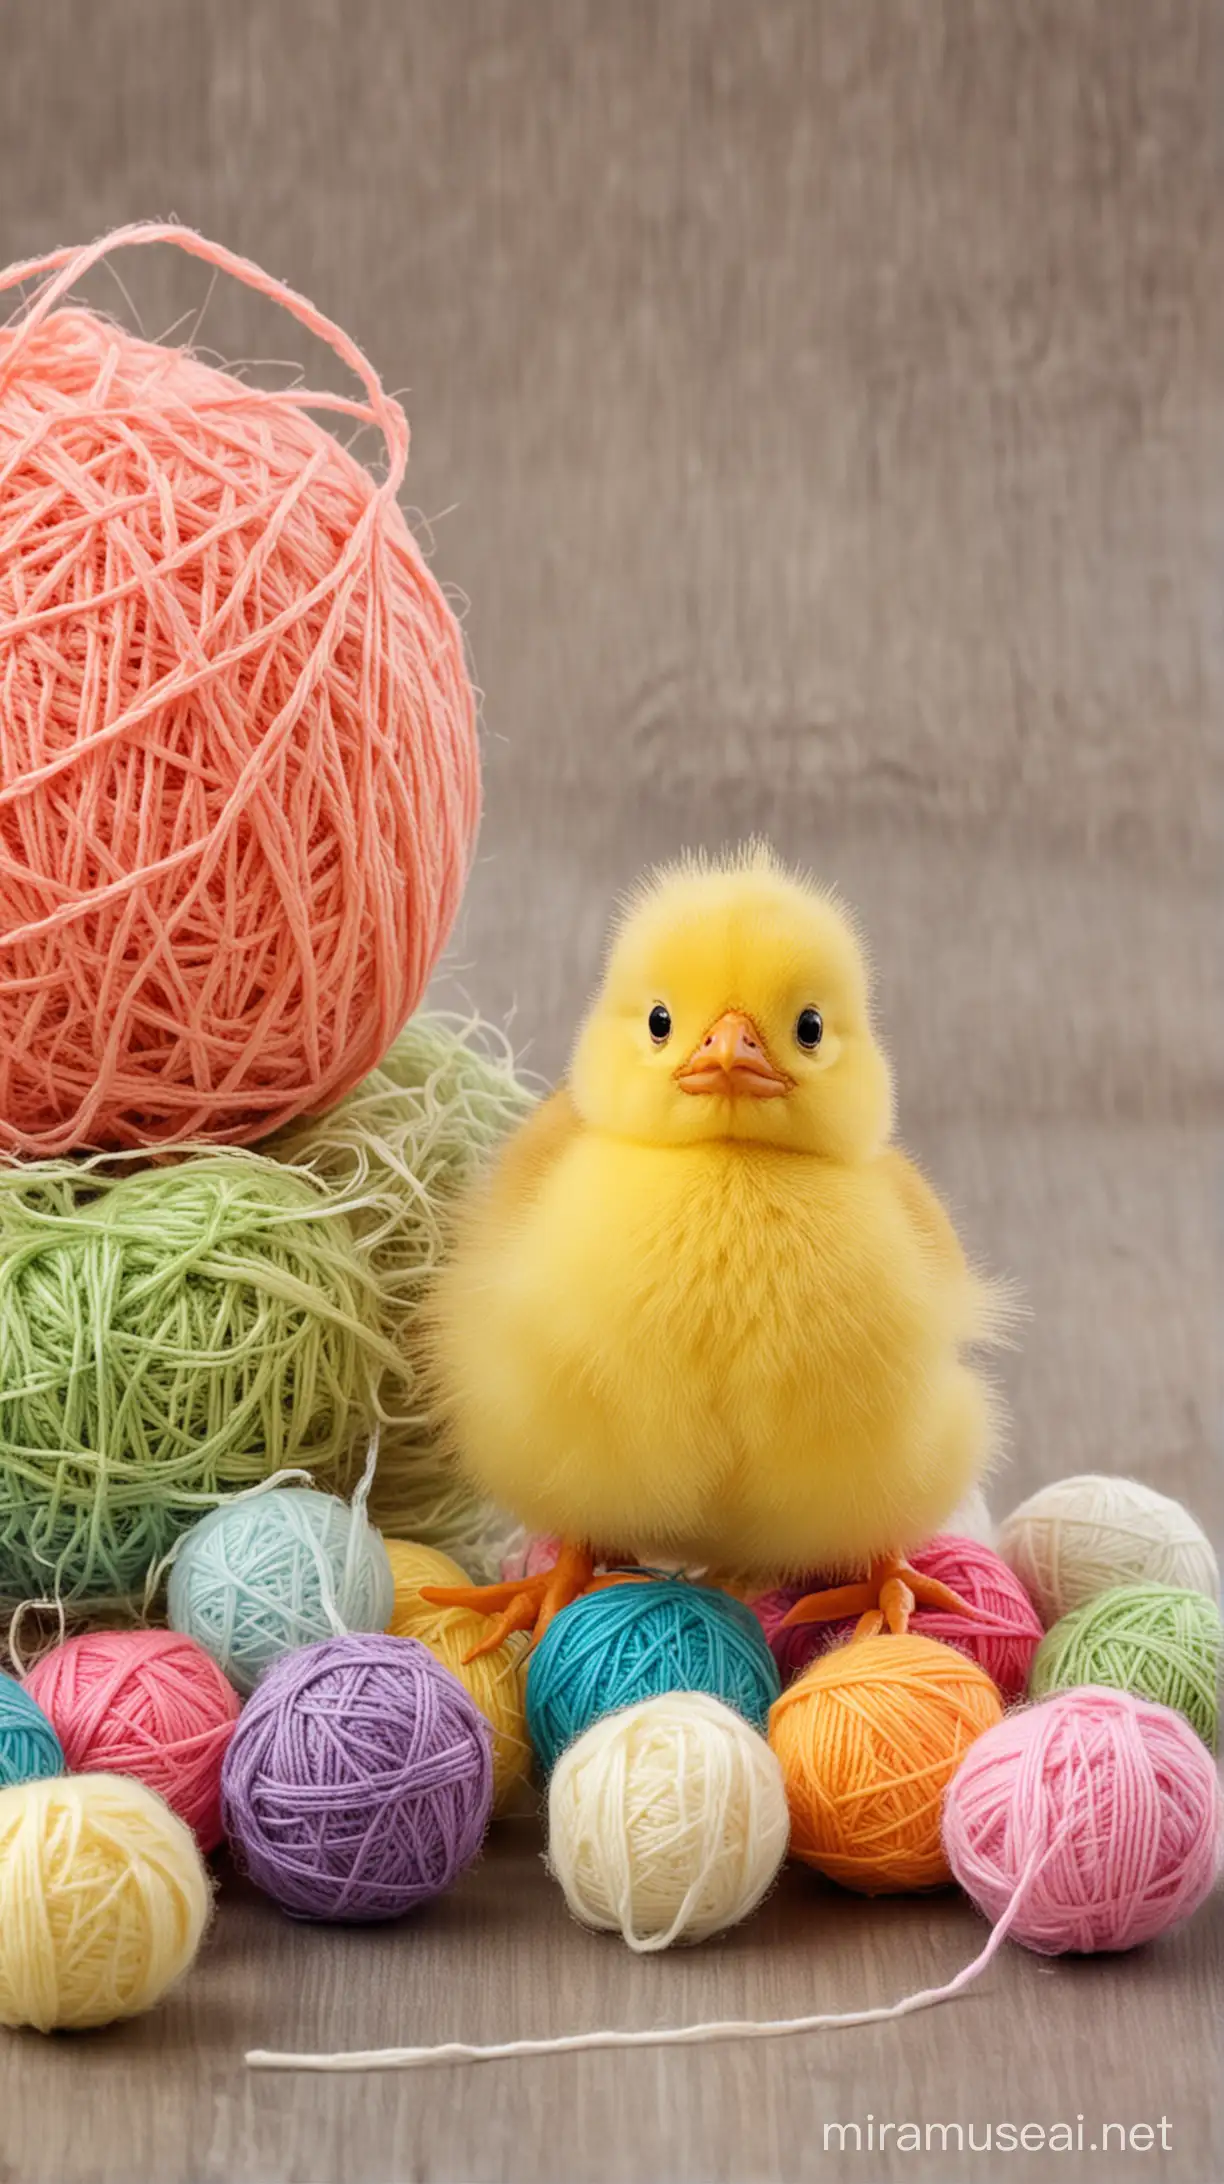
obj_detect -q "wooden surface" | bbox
[1,2,1220,2180]
[1,1829,1221,2184]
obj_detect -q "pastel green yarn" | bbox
[270,1015,536,1573]
[0,1672,63,1787]
[0,1155,396,1613]
[167,1485,395,1696]
[1031,1583,1223,1749]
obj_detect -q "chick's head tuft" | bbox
[571,844,894,1160]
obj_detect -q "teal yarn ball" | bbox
[1031,1582,1223,1749]
[0,1671,63,1788]
[526,1578,781,1775]
[168,1487,395,1697]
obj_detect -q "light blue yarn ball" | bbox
[0,1670,64,1787]
[167,1487,395,1697]
[526,1577,781,1774]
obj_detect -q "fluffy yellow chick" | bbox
[425,846,1009,1649]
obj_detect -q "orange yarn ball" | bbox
[768,1634,1004,1894]
[0,225,479,1155]
[24,1628,241,1852]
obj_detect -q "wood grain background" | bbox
[0,4,1219,2180]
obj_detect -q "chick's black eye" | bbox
[648,1003,672,1045]
[795,1006,823,1050]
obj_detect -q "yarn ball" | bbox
[0,1671,62,1788]
[383,1539,531,1814]
[23,1629,241,1850]
[753,1535,1043,1699]
[221,1634,492,1921]
[0,1155,391,1610]
[526,1579,781,1776]
[547,1693,790,1951]
[168,1486,395,1698]
[0,223,479,1157]
[945,1485,995,1546]
[502,1534,565,1583]
[943,1686,1223,1954]
[769,1633,1004,1894]
[1030,1584,1222,1749]
[997,1474,1218,1627]
[270,1014,535,1570]
[0,1772,210,2029]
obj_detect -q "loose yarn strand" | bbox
[0,224,409,482]
[246,1844,1050,2073]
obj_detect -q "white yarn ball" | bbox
[944,1484,995,1547]
[997,1474,1219,1628]
[546,1691,789,1953]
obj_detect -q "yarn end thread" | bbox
[245,1846,1045,2072]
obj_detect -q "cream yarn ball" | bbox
[997,1474,1219,1628]
[547,1691,789,1952]
[0,1773,210,2030]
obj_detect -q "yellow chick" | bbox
[425,846,1009,1650]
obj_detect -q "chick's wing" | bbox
[485,1086,582,1221]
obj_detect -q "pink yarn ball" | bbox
[943,1686,1223,1955]
[0,225,479,1155]
[24,1628,241,1851]
[753,1535,1043,1699]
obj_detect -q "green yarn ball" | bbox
[270,1014,536,1573]
[0,1155,395,1612]
[1031,1582,1223,1748]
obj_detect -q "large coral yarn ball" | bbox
[0,227,479,1154]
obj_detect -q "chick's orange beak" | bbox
[674,1010,792,1098]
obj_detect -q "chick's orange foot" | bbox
[421,1540,619,1659]
[777,1553,974,1642]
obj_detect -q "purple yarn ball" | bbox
[220,1634,493,1923]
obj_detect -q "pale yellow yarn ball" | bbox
[547,1691,790,1952]
[382,1538,531,1814]
[0,1773,211,2031]
[997,1474,1219,1629]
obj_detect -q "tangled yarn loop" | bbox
[221,1634,492,1922]
[0,223,479,1155]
